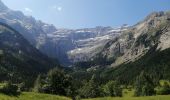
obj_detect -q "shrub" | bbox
[0,82,20,96]
[156,82,170,95]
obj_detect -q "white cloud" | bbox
[51,5,62,12]
[24,8,33,13]
[57,7,62,11]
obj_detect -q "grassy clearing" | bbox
[0,92,71,100]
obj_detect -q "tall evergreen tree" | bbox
[79,74,102,98]
[134,71,155,96]
[46,68,74,96]
[103,81,122,97]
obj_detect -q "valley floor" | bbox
[1,92,170,100]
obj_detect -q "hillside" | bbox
[0,23,59,88]
[88,11,170,68]
[90,11,170,84]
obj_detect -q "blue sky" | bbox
[2,0,170,29]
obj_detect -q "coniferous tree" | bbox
[79,74,102,98]
[134,71,155,96]
[46,68,74,96]
[103,81,122,97]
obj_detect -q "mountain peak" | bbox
[0,0,9,11]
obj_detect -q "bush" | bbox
[0,82,20,96]
[156,82,170,95]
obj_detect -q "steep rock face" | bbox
[67,26,128,62]
[97,11,170,67]
[43,26,129,64]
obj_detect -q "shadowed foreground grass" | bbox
[0,92,71,100]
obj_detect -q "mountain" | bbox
[0,0,60,61]
[72,11,170,85]
[0,22,59,88]
[1,0,169,69]
[0,0,128,66]
[87,11,170,67]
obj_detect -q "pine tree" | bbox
[103,81,122,97]
[46,68,74,96]
[134,71,155,96]
[79,74,102,98]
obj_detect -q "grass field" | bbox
[0,92,71,100]
[0,92,170,100]
[83,95,170,100]
[83,86,170,100]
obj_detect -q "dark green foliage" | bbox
[134,72,155,96]
[46,68,73,96]
[34,68,76,98]
[98,47,170,85]
[103,81,122,97]
[0,82,20,96]
[79,75,103,98]
[71,47,170,98]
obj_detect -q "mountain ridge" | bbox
[89,11,170,68]
[0,0,128,66]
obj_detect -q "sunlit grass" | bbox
[0,92,71,100]
[83,95,170,100]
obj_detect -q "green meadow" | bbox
[0,92,71,100]
[83,95,170,100]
